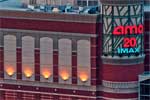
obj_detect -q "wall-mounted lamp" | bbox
[5,66,15,76]
[23,67,33,78]
[41,68,52,79]
[79,72,88,82]
[60,69,69,81]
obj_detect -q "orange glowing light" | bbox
[79,72,88,82]
[5,66,15,76]
[60,69,69,81]
[24,67,33,78]
[41,68,52,79]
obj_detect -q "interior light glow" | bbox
[60,69,69,81]
[41,67,52,79]
[24,67,33,78]
[79,72,88,82]
[5,66,15,76]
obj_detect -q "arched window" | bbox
[77,40,90,85]
[22,36,34,81]
[40,37,53,82]
[58,39,72,84]
[4,35,16,79]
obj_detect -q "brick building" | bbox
[0,0,149,100]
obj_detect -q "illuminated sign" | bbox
[113,24,143,35]
[113,24,143,54]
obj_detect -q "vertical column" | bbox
[35,36,40,81]
[17,48,22,79]
[35,49,40,81]
[17,33,22,80]
[144,14,150,71]
[53,38,58,83]
[90,37,97,85]
[0,33,4,79]
[72,39,77,84]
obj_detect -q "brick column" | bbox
[72,39,77,84]
[72,51,77,84]
[53,50,58,83]
[91,37,97,85]
[35,49,40,81]
[17,48,22,79]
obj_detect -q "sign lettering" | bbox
[113,24,143,54]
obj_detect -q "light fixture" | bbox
[23,67,33,78]
[5,66,15,76]
[41,67,52,79]
[79,72,88,82]
[60,69,69,81]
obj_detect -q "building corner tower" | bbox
[99,0,145,100]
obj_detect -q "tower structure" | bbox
[100,0,145,99]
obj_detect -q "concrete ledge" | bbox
[102,80,138,89]
[101,55,145,65]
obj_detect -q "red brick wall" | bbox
[0,84,97,100]
[17,48,22,80]
[102,63,144,81]
[97,91,138,100]
[0,18,97,34]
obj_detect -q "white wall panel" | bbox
[4,35,16,79]
[77,40,90,85]
[22,36,35,81]
[40,37,53,82]
[58,39,72,84]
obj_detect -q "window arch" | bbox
[40,37,53,81]
[77,40,91,85]
[4,35,16,79]
[22,36,35,80]
[58,39,72,83]
[77,40,90,67]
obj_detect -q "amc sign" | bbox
[113,24,144,54]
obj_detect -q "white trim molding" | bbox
[102,80,138,89]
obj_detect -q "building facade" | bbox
[0,0,149,100]
[22,0,75,6]
[22,0,99,6]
